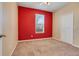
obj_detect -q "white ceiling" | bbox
[18,2,69,12]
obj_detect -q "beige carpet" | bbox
[12,39,79,56]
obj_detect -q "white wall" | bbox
[0,3,3,56]
[53,3,79,47]
[73,3,79,46]
[2,3,18,56]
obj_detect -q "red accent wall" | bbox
[18,6,53,40]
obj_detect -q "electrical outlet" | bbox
[31,35,33,38]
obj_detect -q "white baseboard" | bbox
[52,37,57,40]
[71,44,79,48]
[10,42,18,56]
[52,37,61,41]
[52,37,79,48]
[18,37,52,42]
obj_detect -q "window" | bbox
[35,14,44,33]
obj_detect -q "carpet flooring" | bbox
[12,39,79,56]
